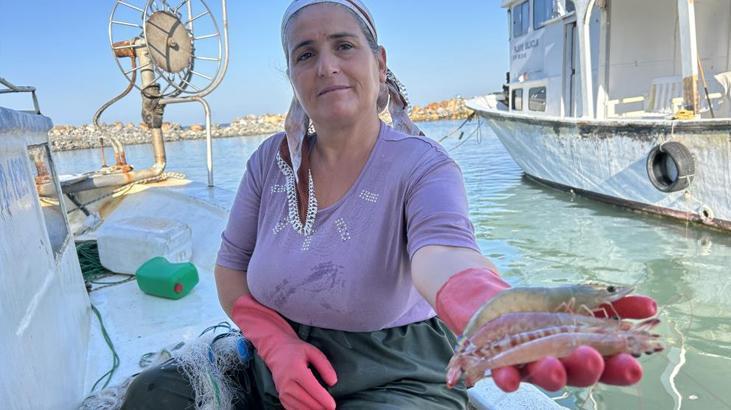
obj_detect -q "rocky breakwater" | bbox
[406,97,473,122]
[49,97,472,152]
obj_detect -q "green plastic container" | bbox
[135,256,199,300]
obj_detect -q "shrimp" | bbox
[449,324,612,388]
[462,331,664,387]
[475,318,660,358]
[475,325,620,358]
[463,312,637,354]
[461,284,634,339]
[446,317,659,388]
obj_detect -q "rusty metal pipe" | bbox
[150,127,166,167]
[38,127,166,195]
[87,39,142,167]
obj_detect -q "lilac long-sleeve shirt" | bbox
[216,122,479,331]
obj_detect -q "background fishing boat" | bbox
[467,0,731,231]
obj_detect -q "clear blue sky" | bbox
[1,1,508,126]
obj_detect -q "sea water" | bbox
[54,119,731,409]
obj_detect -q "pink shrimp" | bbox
[462,312,637,354]
[470,318,660,358]
[462,331,664,387]
[475,325,615,358]
[446,318,658,388]
[461,284,634,339]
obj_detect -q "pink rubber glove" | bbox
[435,268,511,335]
[231,294,338,409]
[435,268,658,392]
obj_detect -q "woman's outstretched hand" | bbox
[491,295,658,392]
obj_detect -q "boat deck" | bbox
[81,181,233,391]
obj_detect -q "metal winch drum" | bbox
[110,0,226,98]
[80,0,231,189]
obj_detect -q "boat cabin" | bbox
[501,0,731,120]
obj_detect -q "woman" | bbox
[123,1,656,408]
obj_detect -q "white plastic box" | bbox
[96,217,193,274]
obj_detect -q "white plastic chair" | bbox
[713,71,731,118]
[645,76,683,114]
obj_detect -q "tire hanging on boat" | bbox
[646,141,695,193]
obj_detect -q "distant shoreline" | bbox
[49,97,473,152]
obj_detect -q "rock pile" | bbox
[49,97,472,151]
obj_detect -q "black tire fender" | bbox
[646,141,695,193]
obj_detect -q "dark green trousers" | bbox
[121,317,468,409]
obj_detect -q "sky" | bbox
[0,1,508,126]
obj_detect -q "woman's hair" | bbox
[282,3,380,67]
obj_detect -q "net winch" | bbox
[40,0,229,197]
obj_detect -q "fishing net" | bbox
[174,329,248,409]
[79,377,134,410]
[79,324,248,410]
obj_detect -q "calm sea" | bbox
[54,119,731,410]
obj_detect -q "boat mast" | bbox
[575,0,596,118]
[677,0,700,116]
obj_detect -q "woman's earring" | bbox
[377,82,390,114]
[378,92,391,115]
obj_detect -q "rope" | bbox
[199,321,234,337]
[67,171,188,216]
[448,115,483,153]
[77,241,113,280]
[76,241,135,291]
[139,171,188,185]
[672,109,696,120]
[66,184,135,216]
[90,304,120,392]
[438,112,476,143]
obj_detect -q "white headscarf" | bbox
[281,0,423,182]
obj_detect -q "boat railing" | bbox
[607,74,729,120]
[0,76,41,114]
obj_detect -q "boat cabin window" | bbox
[529,87,547,111]
[27,144,69,255]
[534,0,574,28]
[512,1,530,38]
[512,88,524,111]
[533,0,554,29]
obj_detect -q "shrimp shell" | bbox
[475,325,614,358]
[461,284,633,339]
[474,318,660,358]
[448,324,608,388]
[462,331,663,387]
[447,317,642,388]
[462,312,635,355]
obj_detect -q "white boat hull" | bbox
[0,107,92,409]
[467,97,731,230]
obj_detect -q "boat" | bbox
[466,0,731,231]
[1,1,564,408]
